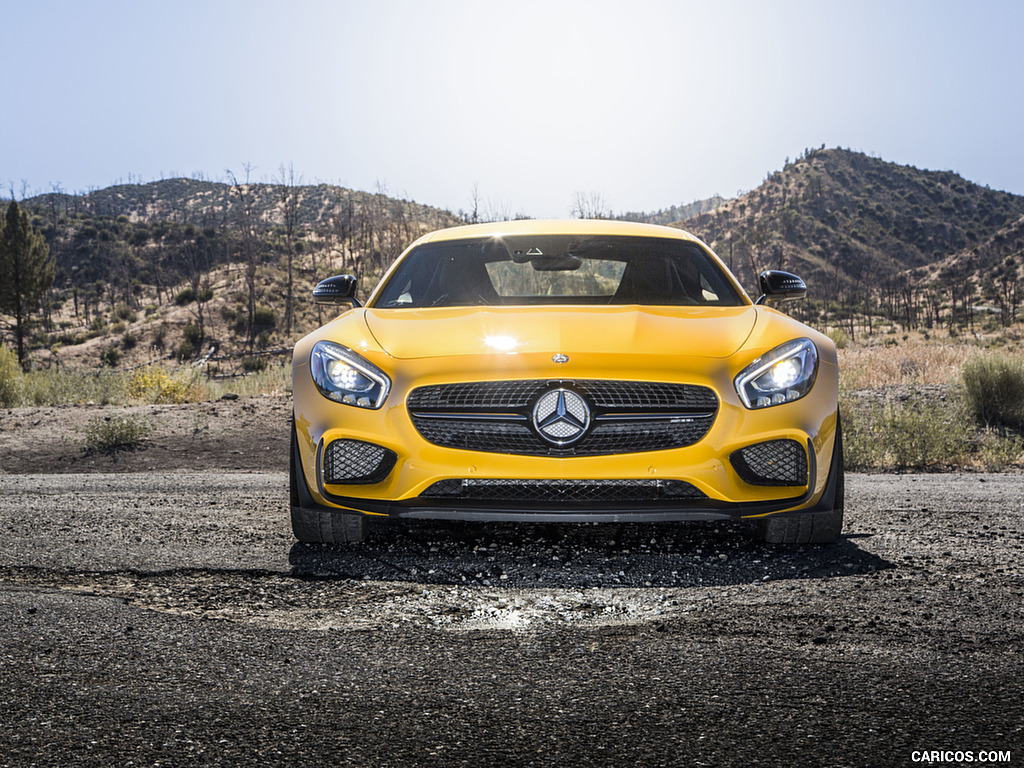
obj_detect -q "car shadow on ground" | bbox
[288,518,892,589]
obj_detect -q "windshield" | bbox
[373,235,747,308]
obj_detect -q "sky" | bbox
[3,0,1023,219]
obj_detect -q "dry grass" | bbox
[203,363,291,399]
[838,336,1022,390]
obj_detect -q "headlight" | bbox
[735,338,818,409]
[310,341,391,409]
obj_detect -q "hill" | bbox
[617,195,728,226]
[917,212,1024,329]
[6,149,1024,372]
[677,148,1024,305]
[13,179,463,371]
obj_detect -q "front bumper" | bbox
[304,435,820,523]
[293,350,840,524]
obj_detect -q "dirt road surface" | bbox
[0,398,1022,767]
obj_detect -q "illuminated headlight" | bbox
[310,341,391,409]
[735,338,818,409]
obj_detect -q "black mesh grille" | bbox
[407,379,718,457]
[407,380,718,412]
[407,381,545,411]
[421,478,707,504]
[412,420,547,455]
[730,439,808,487]
[322,439,397,485]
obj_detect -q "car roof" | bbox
[412,219,707,246]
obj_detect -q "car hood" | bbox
[362,306,757,360]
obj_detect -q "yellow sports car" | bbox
[291,220,842,545]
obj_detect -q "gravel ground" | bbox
[1,461,1022,767]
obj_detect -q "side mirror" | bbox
[755,270,806,305]
[313,275,361,307]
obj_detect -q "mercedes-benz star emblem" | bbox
[552,353,569,364]
[533,388,590,446]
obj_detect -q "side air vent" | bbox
[730,439,808,487]
[322,439,396,485]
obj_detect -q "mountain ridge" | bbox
[7,147,1024,370]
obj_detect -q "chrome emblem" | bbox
[533,389,590,446]
[552,353,570,364]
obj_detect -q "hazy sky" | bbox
[3,0,1023,218]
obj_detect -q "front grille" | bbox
[322,439,397,485]
[421,478,707,504]
[407,380,718,412]
[730,439,807,487]
[407,379,718,457]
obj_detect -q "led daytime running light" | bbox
[735,338,818,410]
[310,341,391,409]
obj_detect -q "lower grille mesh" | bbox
[422,478,707,504]
[411,416,714,457]
[322,439,397,485]
[730,439,807,487]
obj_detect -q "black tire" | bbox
[290,417,369,544]
[290,504,368,544]
[757,419,844,545]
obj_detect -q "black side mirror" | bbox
[755,270,806,305]
[313,275,361,307]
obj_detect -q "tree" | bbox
[0,201,55,370]
[570,191,610,220]
[277,164,301,335]
[226,166,263,352]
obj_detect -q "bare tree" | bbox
[227,165,262,352]
[570,191,611,220]
[469,183,481,224]
[179,233,213,348]
[277,163,301,335]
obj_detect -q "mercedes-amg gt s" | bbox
[291,220,843,545]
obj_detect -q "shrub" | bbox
[175,287,196,305]
[176,339,195,361]
[842,395,970,471]
[253,306,278,332]
[182,323,202,345]
[242,356,268,373]
[128,365,197,404]
[0,346,22,407]
[100,346,122,368]
[80,414,154,453]
[113,303,137,322]
[122,330,138,350]
[977,432,1024,471]
[55,332,86,347]
[839,404,882,469]
[152,324,167,349]
[960,354,1024,430]
[883,397,969,470]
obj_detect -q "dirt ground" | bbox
[0,394,292,474]
[1,401,1022,767]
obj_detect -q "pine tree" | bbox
[0,201,55,370]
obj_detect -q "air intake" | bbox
[322,439,396,485]
[730,439,808,487]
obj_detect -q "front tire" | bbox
[290,417,369,544]
[757,419,845,545]
[290,505,368,544]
